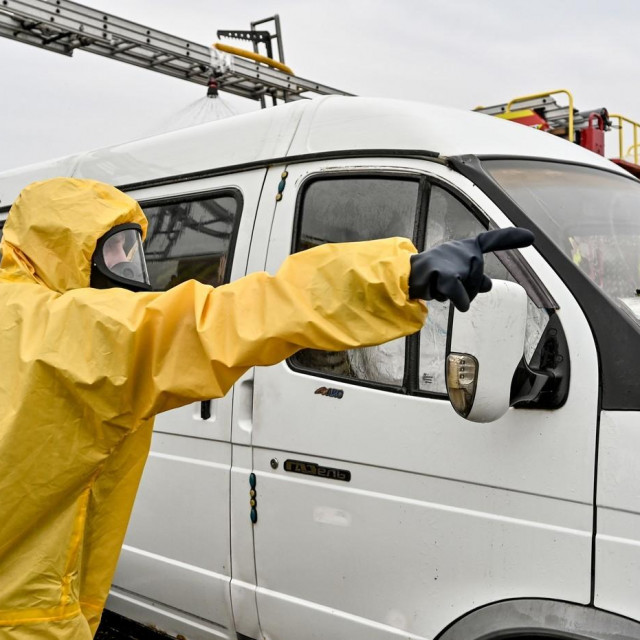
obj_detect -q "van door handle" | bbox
[201,400,212,420]
[232,371,254,445]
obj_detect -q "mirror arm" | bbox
[510,358,553,405]
[510,313,571,409]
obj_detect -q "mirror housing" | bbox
[446,280,528,423]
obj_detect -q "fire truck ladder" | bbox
[0,0,353,105]
[475,89,640,177]
[474,89,610,144]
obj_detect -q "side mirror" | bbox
[446,280,527,423]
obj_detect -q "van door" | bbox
[107,170,265,640]
[250,158,599,640]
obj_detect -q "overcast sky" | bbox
[2,0,640,172]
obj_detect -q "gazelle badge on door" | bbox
[284,459,351,482]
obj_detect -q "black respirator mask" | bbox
[90,223,152,292]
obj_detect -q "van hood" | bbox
[0,178,147,293]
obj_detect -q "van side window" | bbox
[142,192,240,291]
[290,176,420,388]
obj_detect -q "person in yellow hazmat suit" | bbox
[0,178,533,639]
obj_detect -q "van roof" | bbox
[0,95,625,207]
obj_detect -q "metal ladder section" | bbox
[0,0,353,103]
[475,89,609,140]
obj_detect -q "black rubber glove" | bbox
[409,227,535,311]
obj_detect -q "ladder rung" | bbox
[42,30,72,45]
[115,42,137,53]
[507,97,560,112]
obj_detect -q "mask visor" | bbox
[92,224,151,291]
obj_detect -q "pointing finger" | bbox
[477,228,535,254]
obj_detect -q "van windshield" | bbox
[484,159,640,323]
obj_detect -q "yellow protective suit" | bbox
[0,178,426,639]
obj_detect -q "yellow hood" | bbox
[0,178,147,293]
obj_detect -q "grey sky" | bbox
[2,0,640,172]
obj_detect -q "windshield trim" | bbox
[449,154,640,411]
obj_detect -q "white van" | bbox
[2,96,640,640]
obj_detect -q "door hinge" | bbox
[275,170,288,201]
[249,472,257,524]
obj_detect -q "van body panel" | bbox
[255,586,430,640]
[116,433,231,572]
[250,157,598,639]
[595,410,640,621]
